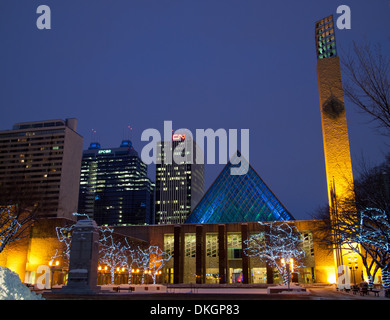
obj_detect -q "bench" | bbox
[371,289,380,297]
[359,287,368,296]
[113,285,166,292]
[113,286,134,292]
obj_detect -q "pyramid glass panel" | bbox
[185,153,294,224]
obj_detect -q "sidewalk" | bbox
[307,286,388,300]
[42,284,389,300]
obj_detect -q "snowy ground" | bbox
[0,267,44,300]
[167,287,269,294]
[2,273,387,300]
[95,284,388,299]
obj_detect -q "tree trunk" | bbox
[381,268,390,289]
[110,268,115,284]
[367,275,374,290]
[282,269,290,285]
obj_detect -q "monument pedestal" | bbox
[59,218,100,295]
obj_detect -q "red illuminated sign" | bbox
[172,134,185,141]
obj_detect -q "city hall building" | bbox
[0,217,337,286]
[114,220,334,285]
[0,153,338,286]
[113,154,336,285]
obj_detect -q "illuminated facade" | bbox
[0,217,339,286]
[0,118,83,220]
[155,135,204,224]
[115,220,336,285]
[185,152,294,224]
[315,16,356,267]
[78,140,155,226]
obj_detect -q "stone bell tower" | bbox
[315,15,355,268]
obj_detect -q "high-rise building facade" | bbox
[155,134,204,224]
[78,140,155,226]
[0,118,83,220]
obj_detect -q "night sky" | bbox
[1,0,389,220]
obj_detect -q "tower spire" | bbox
[315,15,356,273]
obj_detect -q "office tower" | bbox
[155,134,204,224]
[0,118,83,220]
[78,140,154,226]
[185,151,294,224]
[315,15,355,267]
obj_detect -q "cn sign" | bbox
[337,265,351,289]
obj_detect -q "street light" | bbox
[348,256,358,285]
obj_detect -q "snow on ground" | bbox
[0,267,44,300]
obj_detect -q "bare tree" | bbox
[0,185,40,253]
[342,42,390,134]
[314,155,390,292]
[316,205,387,291]
[50,222,75,267]
[243,221,305,285]
[137,245,171,284]
[121,238,142,284]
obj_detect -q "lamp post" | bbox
[348,257,358,285]
[49,260,62,287]
[135,268,140,284]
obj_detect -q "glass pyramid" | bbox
[185,152,294,224]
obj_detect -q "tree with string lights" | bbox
[50,222,74,266]
[243,221,305,285]
[98,226,126,284]
[52,220,125,284]
[137,245,171,284]
[120,238,143,284]
[359,208,390,291]
[315,156,390,295]
[52,216,171,285]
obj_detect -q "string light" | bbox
[244,221,305,285]
[52,217,172,285]
[137,246,171,284]
[0,206,24,253]
[326,206,390,291]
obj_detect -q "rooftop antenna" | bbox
[90,128,97,142]
[127,125,133,141]
[90,128,101,146]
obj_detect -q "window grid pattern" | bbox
[315,15,337,59]
[302,232,314,257]
[206,234,218,257]
[185,233,196,258]
[164,234,175,257]
[227,233,242,248]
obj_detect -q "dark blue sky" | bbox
[1,0,389,220]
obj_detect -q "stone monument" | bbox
[59,218,100,294]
